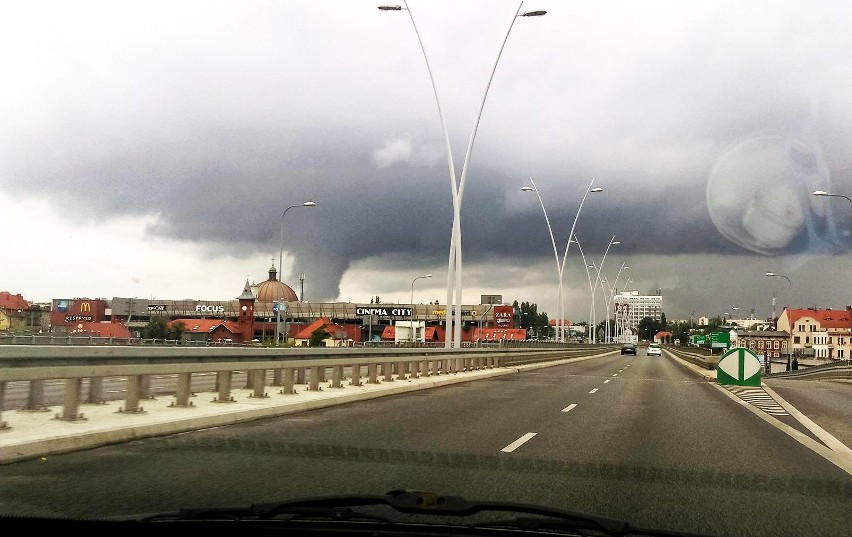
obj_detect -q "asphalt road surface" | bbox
[1,351,850,537]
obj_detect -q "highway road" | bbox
[0,350,850,537]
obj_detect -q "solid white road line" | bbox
[501,432,538,453]
[561,404,578,413]
[589,388,598,394]
[763,384,852,457]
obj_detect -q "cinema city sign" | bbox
[356,307,412,317]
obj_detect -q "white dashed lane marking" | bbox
[561,404,578,413]
[501,433,538,453]
[589,388,598,394]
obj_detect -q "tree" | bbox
[167,321,185,341]
[309,325,327,347]
[637,316,664,341]
[513,300,552,339]
[142,316,169,339]
[143,317,185,340]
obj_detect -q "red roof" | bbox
[785,308,852,329]
[0,292,31,311]
[292,317,346,340]
[71,322,133,338]
[170,318,240,334]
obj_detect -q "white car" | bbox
[647,343,662,356]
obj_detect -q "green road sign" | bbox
[716,347,762,386]
[692,335,706,346]
[709,331,730,349]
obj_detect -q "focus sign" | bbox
[716,347,762,387]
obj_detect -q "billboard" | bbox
[493,305,513,327]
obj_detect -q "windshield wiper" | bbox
[142,490,712,536]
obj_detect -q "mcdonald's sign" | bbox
[79,302,92,313]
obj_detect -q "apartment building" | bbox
[776,306,852,359]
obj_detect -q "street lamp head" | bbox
[812,190,828,196]
[521,186,535,192]
[302,201,317,207]
[590,187,603,193]
[612,241,621,245]
[765,272,776,277]
[378,5,403,10]
[521,10,547,17]
[425,274,433,278]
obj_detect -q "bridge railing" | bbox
[0,344,617,428]
[765,360,852,380]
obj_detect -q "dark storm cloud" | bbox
[3,0,852,302]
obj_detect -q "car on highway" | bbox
[647,343,662,356]
[621,343,637,355]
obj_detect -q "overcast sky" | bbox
[3,0,852,321]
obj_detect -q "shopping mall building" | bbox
[49,264,525,345]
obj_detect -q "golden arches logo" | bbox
[79,302,92,313]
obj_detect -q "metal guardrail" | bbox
[2,334,577,349]
[0,345,615,426]
[765,360,852,380]
[663,346,716,370]
[0,334,243,347]
[500,345,617,366]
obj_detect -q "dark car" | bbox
[621,343,637,355]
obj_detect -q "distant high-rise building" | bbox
[612,290,663,342]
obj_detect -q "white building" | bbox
[612,291,663,343]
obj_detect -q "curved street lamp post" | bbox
[765,271,793,372]
[589,237,620,343]
[410,274,433,342]
[601,262,629,343]
[279,201,317,283]
[521,179,602,343]
[380,1,546,348]
[567,237,596,343]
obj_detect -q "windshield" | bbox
[1,1,851,536]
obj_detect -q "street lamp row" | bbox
[521,180,603,342]
[380,1,546,348]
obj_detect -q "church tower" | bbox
[236,279,256,342]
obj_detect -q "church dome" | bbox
[255,265,298,302]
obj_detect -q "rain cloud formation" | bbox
[2,0,851,319]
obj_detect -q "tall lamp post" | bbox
[410,274,433,343]
[521,178,603,343]
[567,236,595,343]
[380,2,546,348]
[279,201,316,283]
[600,262,629,343]
[813,190,852,205]
[590,236,620,343]
[765,271,792,372]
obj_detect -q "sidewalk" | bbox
[0,353,614,464]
